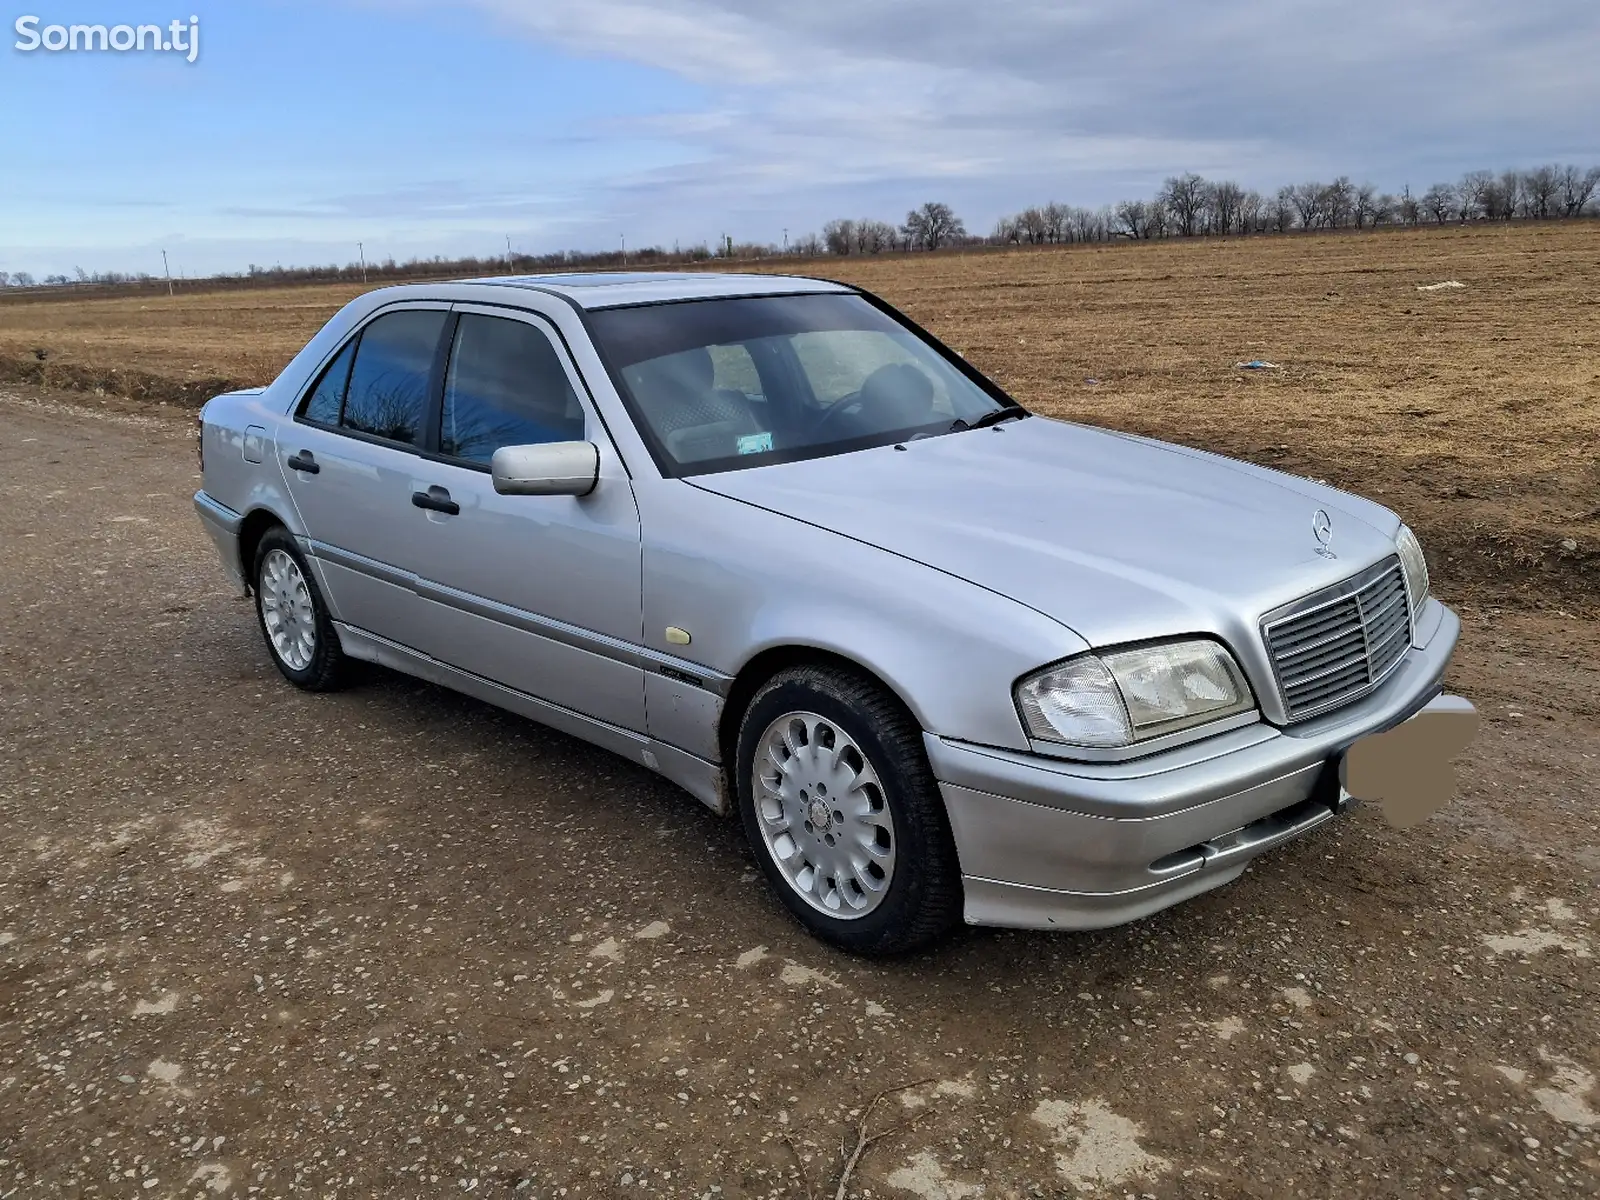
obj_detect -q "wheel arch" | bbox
[721,641,967,953]
[717,644,924,782]
[237,507,288,591]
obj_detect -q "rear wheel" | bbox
[253,527,349,691]
[735,665,962,955]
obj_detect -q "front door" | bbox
[277,304,449,652]
[400,304,647,734]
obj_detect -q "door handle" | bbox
[286,450,320,475]
[412,486,460,516]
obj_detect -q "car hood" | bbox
[690,416,1402,648]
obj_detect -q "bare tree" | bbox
[1162,173,1208,236]
[1113,198,1150,239]
[901,202,965,250]
[1017,206,1049,244]
[1492,170,1522,220]
[1421,182,1456,225]
[793,232,823,256]
[1070,205,1105,242]
[1523,165,1559,219]
[1208,180,1245,235]
[1458,170,1495,220]
[1558,164,1600,217]
[1269,187,1296,233]
[1396,184,1421,226]
[1322,177,1355,228]
[991,216,1021,245]
[1148,195,1170,238]
[822,219,856,255]
[1289,182,1324,229]
[1042,202,1069,244]
[1353,182,1382,228]
[855,219,897,254]
[1237,189,1265,234]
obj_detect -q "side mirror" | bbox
[491,441,600,497]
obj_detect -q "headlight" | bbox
[1395,524,1430,618]
[1016,639,1255,749]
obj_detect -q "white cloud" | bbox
[436,0,1600,235]
[13,0,1598,275]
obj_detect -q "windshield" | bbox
[587,293,1012,476]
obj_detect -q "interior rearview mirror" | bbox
[490,441,600,497]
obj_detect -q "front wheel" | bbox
[735,665,963,955]
[253,527,350,691]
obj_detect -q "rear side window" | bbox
[440,314,585,464]
[300,340,356,425]
[340,310,448,446]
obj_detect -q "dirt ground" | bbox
[2,224,1598,1197]
[2,384,1599,1200]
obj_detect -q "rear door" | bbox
[401,303,648,733]
[277,304,449,650]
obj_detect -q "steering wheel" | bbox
[809,389,867,437]
[809,363,938,438]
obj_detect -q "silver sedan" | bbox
[194,271,1473,954]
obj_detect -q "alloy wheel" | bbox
[752,710,897,918]
[259,548,317,671]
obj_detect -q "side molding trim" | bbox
[306,540,732,698]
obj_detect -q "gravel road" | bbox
[2,388,1596,1199]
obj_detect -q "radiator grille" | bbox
[1263,559,1412,721]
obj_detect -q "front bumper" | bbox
[926,601,1463,931]
[193,491,247,594]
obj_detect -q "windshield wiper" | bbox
[952,407,1029,432]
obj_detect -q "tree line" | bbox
[2,163,1595,291]
[817,164,1600,254]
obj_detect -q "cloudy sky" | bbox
[3,0,1598,278]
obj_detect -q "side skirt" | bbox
[334,622,728,816]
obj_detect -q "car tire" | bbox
[735,664,963,956]
[252,527,350,692]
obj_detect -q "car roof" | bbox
[460,270,852,310]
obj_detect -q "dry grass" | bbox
[2,222,1595,608]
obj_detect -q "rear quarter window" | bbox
[299,340,356,425]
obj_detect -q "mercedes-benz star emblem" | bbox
[1311,509,1335,557]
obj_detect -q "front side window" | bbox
[440,314,585,464]
[340,309,448,446]
[589,293,1008,476]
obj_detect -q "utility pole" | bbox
[783,228,788,254]
[161,249,173,297]
[506,235,514,270]
[620,234,626,266]
[358,242,368,284]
